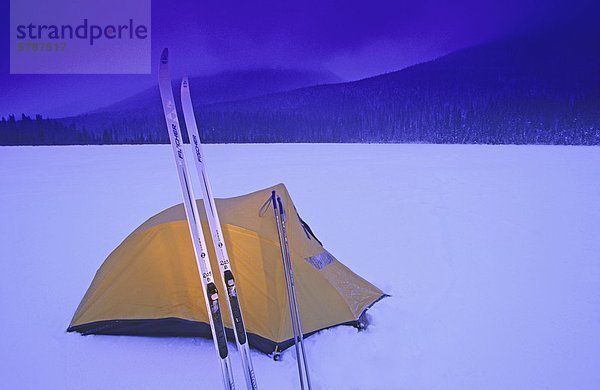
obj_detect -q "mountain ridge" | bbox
[2,23,598,145]
[90,67,343,114]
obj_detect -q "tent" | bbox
[68,184,385,354]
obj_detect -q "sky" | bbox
[0,0,596,117]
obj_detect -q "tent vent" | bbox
[304,250,335,270]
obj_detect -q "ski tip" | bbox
[160,48,168,65]
[181,76,189,90]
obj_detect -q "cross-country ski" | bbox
[158,48,236,390]
[181,76,258,390]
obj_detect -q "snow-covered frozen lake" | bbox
[1,144,599,389]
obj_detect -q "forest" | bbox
[2,26,599,146]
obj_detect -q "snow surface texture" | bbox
[0,144,599,389]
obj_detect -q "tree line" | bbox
[1,85,598,146]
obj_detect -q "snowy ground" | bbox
[0,144,599,390]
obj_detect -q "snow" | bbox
[0,144,599,389]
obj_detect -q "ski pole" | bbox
[278,195,312,390]
[272,190,310,389]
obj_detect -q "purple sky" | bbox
[0,0,595,117]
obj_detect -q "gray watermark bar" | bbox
[10,0,151,74]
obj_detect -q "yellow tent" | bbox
[68,184,385,354]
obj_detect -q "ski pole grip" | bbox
[277,196,285,218]
[271,191,277,211]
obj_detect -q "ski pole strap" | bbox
[258,195,273,217]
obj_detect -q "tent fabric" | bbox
[68,183,385,354]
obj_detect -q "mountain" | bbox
[92,68,343,114]
[24,68,339,144]
[2,22,599,145]
[191,23,600,144]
